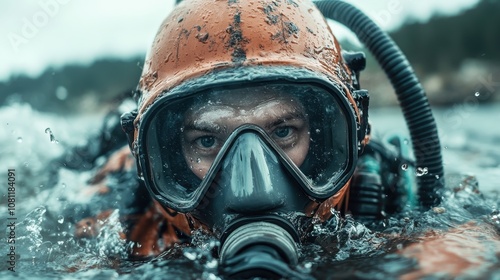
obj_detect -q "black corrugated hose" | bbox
[314,0,444,207]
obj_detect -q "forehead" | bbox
[186,85,304,115]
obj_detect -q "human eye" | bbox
[268,112,309,150]
[195,136,217,149]
[273,126,293,139]
[182,120,226,155]
[182,128,223,159]
[271,125,298,148]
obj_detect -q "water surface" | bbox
[1,102,499,279]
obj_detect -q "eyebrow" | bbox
[182,112,307,133]
[183,122,226,134]
[265,112,307,130]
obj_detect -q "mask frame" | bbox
[122,66,365,213]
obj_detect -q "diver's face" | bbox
[181,89,310,179]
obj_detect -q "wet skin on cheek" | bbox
[180,93,310,180]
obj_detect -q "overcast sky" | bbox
[1,0,480,82]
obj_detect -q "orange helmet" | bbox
[137,0,360,114]
[124,0,370,222]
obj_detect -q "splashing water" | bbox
[0,102,499,279]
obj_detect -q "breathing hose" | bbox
[314,0,444,207]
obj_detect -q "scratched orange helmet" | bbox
[121,0,370,233]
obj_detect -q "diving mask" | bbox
[136,82,358,215]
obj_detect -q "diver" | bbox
[71,0,446,278]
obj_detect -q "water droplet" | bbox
[401,163,408,171]
[196,158,201,163]
[39,184,44,188]
[57,215,64,224]
[205,259,218,269]
[432,207,446,214]
[24,162,29,167]
[55,86,68,100]
[57,241,64,245]
[474,92,480,97]
[61,183,66,189]
[403,139,409,145]
[435,175,440,179]
[183,251,198,260]
[416,167,428,176]
[45,127,59,143]
[315,129,321,133]
[17,137,23,143]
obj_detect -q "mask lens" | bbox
[140,83,355,211]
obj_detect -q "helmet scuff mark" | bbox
[226,12,248,63]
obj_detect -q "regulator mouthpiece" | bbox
[219,221,310,279]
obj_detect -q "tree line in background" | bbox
[390,0,499,73]
[358,0,500,106]
[0,58,144,114]
[0,0,498,114]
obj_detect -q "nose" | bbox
[218,132,287,214]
